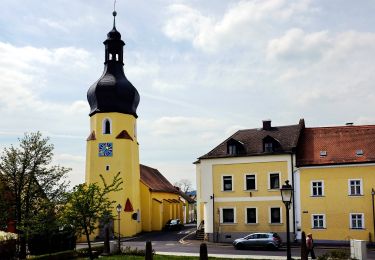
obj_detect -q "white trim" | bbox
[222,174,234,191]
[299,163,375,169]
[198,154,292,165]
[268,172,281,190]
[269,206,282,224]
[348,178,363,196]
[245,207,258,224]
[350,213,365,229]
[102,118,112,134]
[310,180,324,197]
[243,173,257,190]
[216,196,281,202]
[311,214,326,229]
[220,207,237,224]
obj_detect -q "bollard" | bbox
[102,224,110,255]
[199,243,208,260]
[301,231,307,260]
[145,240,153,260]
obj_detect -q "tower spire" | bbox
[113,0,117,28]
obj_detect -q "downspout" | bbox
[291,153,296,239]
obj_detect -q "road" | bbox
[81,225,375,259]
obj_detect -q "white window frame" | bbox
[311,180,324,197]
[269,207,282,224]
[311,214,326,229]
[244,173,257,191]
[350,213,365,229]
[268,172,280,190]
[220,207,237,224]
[245,207,258,224]
[102,118,112,134]
[222,175,234,191]
[348,179,363,196]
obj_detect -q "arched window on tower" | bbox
[103,118,112,134]
[109,53,113,60]
[116,54,119,61]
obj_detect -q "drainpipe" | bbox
[291,153,296,238]
[210,194,215,242]
[372,188,375,243]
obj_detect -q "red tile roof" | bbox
[296,125,375,166]
[140,164,179,194]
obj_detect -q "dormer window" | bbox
[320,150,327,157]
[356,150,364,156]
[263,136,280,153]
[226,138,245,155]
[264,142,273,152]
[228,145,237,155]
[102,118,112,134]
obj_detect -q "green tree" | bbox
[61,173,122,260]
[0,132,71,258]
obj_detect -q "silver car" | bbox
[233,232,282,250]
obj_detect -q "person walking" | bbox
[306,233,316,259]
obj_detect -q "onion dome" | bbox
[87,11,140,118]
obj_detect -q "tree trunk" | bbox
[84,225,94,260]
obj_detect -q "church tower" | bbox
[85,10,141,237]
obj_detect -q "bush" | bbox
[121,246,155,256]
[317,249,353,260]
[29,250,77,260]
[0,231,17,259]
[76,245,104,258]
[28,230,76,255]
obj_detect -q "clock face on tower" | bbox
[98,142,113,157]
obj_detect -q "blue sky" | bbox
[1,0,375,188]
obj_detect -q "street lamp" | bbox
[372,188,375,244]
[280,180,293,260]
[116,203,122,252]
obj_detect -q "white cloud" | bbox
[163,0,312,52]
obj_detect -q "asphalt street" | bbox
[78,224,375,259]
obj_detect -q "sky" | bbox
[1,0,375,189]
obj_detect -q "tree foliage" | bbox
[0,132,71,258]
[61,172,123,260]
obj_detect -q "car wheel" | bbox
[235,243,244,250]
[266,244,277,251]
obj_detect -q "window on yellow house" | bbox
[311,181,324,196]
[246,208,257,224]
[312,214,325,229]
[350,213,364,229]
[270,207,281,224]
[348,179,362,196]
[223,176,233,191]
[269,173,280,189]
[221,208,235,223]
[245,174,256,190]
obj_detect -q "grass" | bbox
[99,255,258,260]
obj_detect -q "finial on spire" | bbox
[112,0,117,28]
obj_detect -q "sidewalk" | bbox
[158,251,294,259]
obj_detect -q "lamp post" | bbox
[280,180,293,260]
[116,203,122,252]
[372,188,375,244]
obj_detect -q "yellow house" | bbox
[296,125,375,243]
[84,11,185,239]
[140,164,185,232]
[195,119,304,242]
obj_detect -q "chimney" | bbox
[263,120,271,130]
[346,122,354,126]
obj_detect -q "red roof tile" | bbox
[297,125,375,166]
[140,164,178,193]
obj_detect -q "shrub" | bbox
[0,231,17,259]
[28,230,76,255]
[317,249,352,260]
